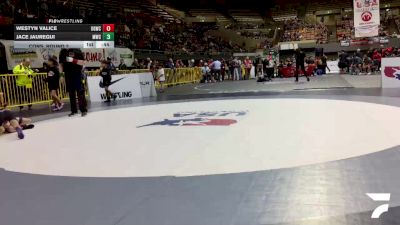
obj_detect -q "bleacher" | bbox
[281,18,328,44]
[229,9,264,23]
[189,9,219,17]
[382,0,400,7]
[336,17,353,41]
[73,0,179,23]
[140,1,179,23]
[271,9,297,22]
[395,17,400,33]
[188,9,230,23]
[306,0,351,14]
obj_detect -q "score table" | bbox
[14,24,115,49]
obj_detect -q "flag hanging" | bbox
[353,0,380,37]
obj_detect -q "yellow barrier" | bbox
[0,73,68,108]
[0,68,201,108]
[164,68,202,86]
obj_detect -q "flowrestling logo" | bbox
[384,66,400,80]
[366,193,391,218]
[138,111,247,128]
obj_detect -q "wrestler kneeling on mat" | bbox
[0,109,34,139]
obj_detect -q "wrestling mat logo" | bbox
[138,111,247,127]
[384,67,400,80]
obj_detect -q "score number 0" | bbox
[102,24,114,32]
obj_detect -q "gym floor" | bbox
[1,74,400,225]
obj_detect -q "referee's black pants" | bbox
[295,63,308,81]
[68,89,87,113]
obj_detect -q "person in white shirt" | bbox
[156,65,166,92]
[189,59,195,68]
[201,63,211,83]
[146,58,152,70]
[233,58,240,81]
[266,54,275,81]
[210,59,222,81]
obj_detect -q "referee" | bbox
[59,49,88,117]
[295,48,310,82]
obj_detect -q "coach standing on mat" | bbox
[59,49,88,117]
[294,48,310,82]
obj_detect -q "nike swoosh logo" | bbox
[109,78,125,86]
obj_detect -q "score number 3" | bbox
[102,32,114,41]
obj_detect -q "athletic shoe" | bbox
[113,95,117,101]
[16,127,24,139]
[367,73,371,75]
[307,77,310,82]
[295,79,299,82]
[58,103,65,110]
[68,112,77,117]
[81,112,88,117]
[52,107,60,112]
[22,124,35,130]
[104,99,111,103]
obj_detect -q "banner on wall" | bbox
[340,37,389,47]
[87,73,156,102]
[381,57,400,88]
[279,43,298,50]
[0,40,134,70]
[353,0,380,38]
[340,40,351,47]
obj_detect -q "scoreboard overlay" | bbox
[14,24,115,49]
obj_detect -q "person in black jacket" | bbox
[98,60,115,103]
[44,57,63,111]
[321,54,330,74]
[59,48,87,117]
[295,48,310,82]
[338,51,348,74]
